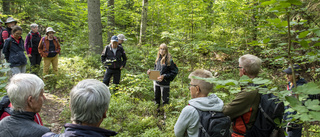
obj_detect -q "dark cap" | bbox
[111,36,118,42]
[283,64,301,75]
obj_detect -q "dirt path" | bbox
[40,93,68,133]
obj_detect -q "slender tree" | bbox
[107,0,115,41]
[87,0,103,54]
[139,0,148,45]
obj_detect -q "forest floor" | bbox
[40,92,68,133]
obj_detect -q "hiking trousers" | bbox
[103,68,121,86]
[43,54,58,75]
[154,82,170,105]
[29,53,42,74]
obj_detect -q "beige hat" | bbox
[5,17,17,24]
[117,34,127,41]
[46,27,56,34]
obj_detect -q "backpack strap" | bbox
[189,105,211,137]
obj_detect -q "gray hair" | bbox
[188,69,214,94]
[239,54,262,77]
[70,79,111,124]
[30,23,38,28]
[6,73,44,112]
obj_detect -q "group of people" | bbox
[0,17,61,76]
[0,73,117,137]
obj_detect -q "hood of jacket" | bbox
[189,93,224,112]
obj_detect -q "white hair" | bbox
[239,54,262,77]
[70,79,111,124]
[6,73,44,112]
[30,23,38,28]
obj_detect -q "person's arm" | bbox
[121,48,127,68]
[174,106,197,137]
[2,39,10,62]
[101,46,108,63]
[24,34,31,54]
[223,89,257,119]
[163,59,178,81]
[38,37,44,57]
[56,38,61,54]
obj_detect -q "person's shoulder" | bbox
[181,105,197,114]
[42,132,61,137]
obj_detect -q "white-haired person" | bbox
[42,79,118,137]
[38,27,61,75]
[174,69,225,137]
[117,34,127,48]
[223,54,262,137]
[0,73,50,137]
[25,23,42,75]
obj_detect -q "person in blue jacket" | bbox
[147,43,178,118]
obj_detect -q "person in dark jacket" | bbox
[2,25,27,75]
[223,54,262,137]
[283,65,307,137]
[25,23,42,75]
[42,79,117,137]
[38,27,61,75]
[0,19,4,63]
[147,43,178,117]
[1,17,17,42]
[117,34,127,48]
[0,73,50,137]
[101,35,127,87]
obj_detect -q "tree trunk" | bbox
[2,0,10,15]
[139,0,148,45]
[107,0,115,42]
[87,0,103,55]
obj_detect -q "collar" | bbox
[11,111,36,121]
[64,123,117,136]
[10,35,21,42]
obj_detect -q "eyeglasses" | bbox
[237,66,243,69]
[188,83,201,92]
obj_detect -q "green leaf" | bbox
[263,38,270,44]
[305,100,320,111]
[261,0,276,6]
[300,113,310,121]
[252,78,271,85]
[296,82,320,95]
[298,31,309,39]
[309,111,320,121]
[299,40,309,48]
[314,30,320,37]
[285,96,301,107]
[288,0,302,5]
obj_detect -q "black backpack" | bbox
[191,105,231,137]
[242,93,285,137]
[0,95,12,117]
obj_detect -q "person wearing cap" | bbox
[101,35,127,87]
[1,17,18,42]
[25,23,42,75]
[2,25,27,75]
[0,19,4,63]
[117,34,127,48]
[283,64,307,137]
[38,27,61,75]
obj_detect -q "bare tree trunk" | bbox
[87,0,103,55]
[107,0,115,42]
[139,0,148,45]
[2,0,10,15]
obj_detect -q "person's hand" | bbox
[147,69,151,75]
[157,75,164,82]
[27,54,32,57]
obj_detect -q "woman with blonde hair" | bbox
[147,43,178,117]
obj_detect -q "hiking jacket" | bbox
[38,36,61,58]
[0,27,4,49]
[42,123,118,137]
[0,111,50,137]
[2,35,27,67]
[25,31,41,54]
[153,57,178,86]
[101,44,127,69]
[174,94,224,137]
[0,102,43,125]
[223,83,260,136]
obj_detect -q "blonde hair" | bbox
[155,43,171,66]
[188,69,214,94]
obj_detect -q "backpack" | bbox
[0,95,13,117]
[242,93,285,137]
[191,105,231,137]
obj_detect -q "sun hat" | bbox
[117,34,127,41]
[5,17,17,24]
[46,27,56,34]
